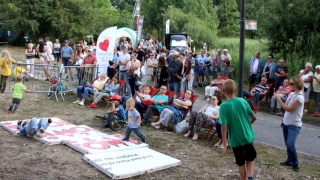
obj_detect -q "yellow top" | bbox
[0,58,16,76]
[313,72,320,92]
[13,66,27,77]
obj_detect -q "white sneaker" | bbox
[78,101,84,106]
[151,122,160,129]
[73,100,81,104]
[36,128,45,138]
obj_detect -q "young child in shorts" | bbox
[103,95,126,128]
[219,79,257,180]
[8,75,34,113]
[121,98,146,143]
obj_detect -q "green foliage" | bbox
[163,6,218,48]
[217,0,239,37]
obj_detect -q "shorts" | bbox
[232,143,257,166]
[62,57,72,66]
[248,74,259,84]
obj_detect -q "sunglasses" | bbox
[290,83,294,86]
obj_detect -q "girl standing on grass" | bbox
[0,50,16,93]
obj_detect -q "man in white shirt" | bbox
[45,37,53,54]
[117,47,131,97]
[248,52,264,91]
[221,49,232,77]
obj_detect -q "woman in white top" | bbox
[298,62,313,114]
[176,59,194,92]
[184,95,220,140]
[53,39,61,62]
[25,43,36,79]
[75,46,87,86]
[126,53,141,96]
[274,75,304,172]
[146,52,158,85]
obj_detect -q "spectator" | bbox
[35,37,46,54]
[75,46,86,85]
[107,61,116,79]
[262,54,277,100]
[13,61,33,81]
[221,49,232,77]
[298,62,313,114]
[184,95,220,141]
[0,50,16,93]
[195,50,207,85]
[177,60,194,92]
[8,75,34,113]
[126,53,141,96]
[113,48,119,71]
[212,49,223,79]
[82,49,97,83]
[167,51,183,97]
[121,98,146,143]
[102,95,126,128]
[40,45,54,81]
[17,118,52,138]
[179,52,186,75]
[60,40,74,80]
[248,52,264,91]
[45,37,53,53]
[87,77,120,108]
[220,79,257,180]
[155,56,168,88]
[204,52,212,84]
[274,58,289,91]
[146,52,158,85]
[274,75,304,172]
[312,65,320,117]
[151,90,193,129]
[243,77,270,106]
[141,85,169,126]
[204,73,224,100]
[53,39,61,63]
[270,79,292,115]
[25,43,36,79]
[73,73,108,106]
[118,46,131,97]
[133,86,152,119]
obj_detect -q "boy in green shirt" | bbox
[8,76,34,113]
[220,79,257,180]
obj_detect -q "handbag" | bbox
[175,120,189,134]
[141,99,152,107]
[135,74,143,86]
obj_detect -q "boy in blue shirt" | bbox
[103,95,126,128]
[122,98,146,143]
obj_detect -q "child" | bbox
[17,118,52,138]
[107,60,116,79]
[0,50,16,93]
[219,79,257,180]
[122,98,146,143]
[103,95,126,128]
[13,61,34,81]
[134,85,152,103]
[8,76,34,113]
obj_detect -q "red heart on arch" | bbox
[99,39,109,51]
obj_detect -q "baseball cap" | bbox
[64,40,69,43]
[88,49,93,52]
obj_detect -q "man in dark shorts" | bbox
[220,79,257,180]
[60,40,74,80]
[248,52,264,91]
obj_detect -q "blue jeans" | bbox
[77,86,95,99]
[119,71,131,97]
[168,81,181,97]
[314,92,320,112]
[22,118,49,137]
[243,90,263,106]
[281,123,301,166]
[142,105,158,123]
[77,68,85,86]
[122,126,145,143]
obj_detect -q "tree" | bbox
[217,0,239,37]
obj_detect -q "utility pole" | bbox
[237,0,245,97]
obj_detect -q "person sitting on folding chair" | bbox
[151,90,193,129]
[73,73,108,106]
[87,77,120,108]
[204,73,225,100]
[184,95,220,141]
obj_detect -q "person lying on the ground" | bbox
[73,73,108,106]
[184,95,220,141]
[87,77,119,108]
[204,73,225,100]
[243,77,270,106]
[270,79,292,115]
[17,118,52,138]
[151,89,193,129]
[102,95,126,128]
[140,85,169,126]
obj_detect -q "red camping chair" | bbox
[151,90,175,120]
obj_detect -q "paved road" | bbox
[192,90,320,158]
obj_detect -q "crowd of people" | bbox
[1,36,320,179]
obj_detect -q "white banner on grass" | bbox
[84,147,181,179]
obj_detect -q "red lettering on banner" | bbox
[82,137,129,148]
[113,134,142,145]
[53,127,92,136]
[50,119,72,127]
[82,141,110,150]
[44,131,60,139]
